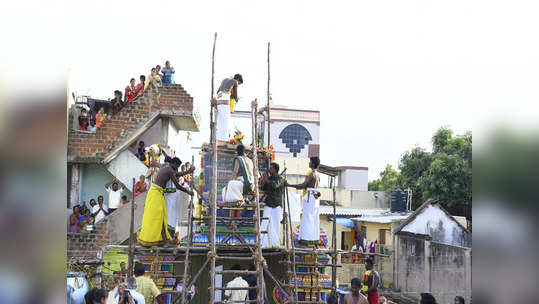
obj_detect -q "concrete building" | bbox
[67,83,199,246]
[351,212,411,247]
[394,199,471,247]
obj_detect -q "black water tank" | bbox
[390,190,407,212]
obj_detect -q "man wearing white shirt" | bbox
[223,264,249,303]
[105,178,126,213]
[92,195,109,223]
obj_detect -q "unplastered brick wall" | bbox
[68,84,194,162]
[67,219,111,260]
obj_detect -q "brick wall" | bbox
[67,219,111,260]
[68,84,194,162]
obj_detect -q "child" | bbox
[95,107,108,128]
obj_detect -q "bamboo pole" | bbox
[285,185,298,302]
[181,155,196,303]
[266,42,271,149]
[128,177,136,277]
[331,176,337,295]
[251,99,266,304]
[209,32,218,304]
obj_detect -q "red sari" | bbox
[125,85,137,104]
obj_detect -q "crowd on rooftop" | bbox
[78,61,176,132]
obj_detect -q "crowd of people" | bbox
[79,262,161,304]
[78,61,176,132]
[69,178,135,233]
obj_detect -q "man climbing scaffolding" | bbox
[287,156,321,246]
[137,157,195,247]
[213,74,243,144]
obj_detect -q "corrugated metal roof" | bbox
[351,214,411,224]
[319,208,390,216]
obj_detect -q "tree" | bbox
[368,165,402,191]
[398,147,433,209]
[397,127,472,217]
[418,153,472,209]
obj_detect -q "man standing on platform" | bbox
[260,162,285,248]
[213,74,243,144]
[137,157,195,247]
[287,156,321,246]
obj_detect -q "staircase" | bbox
[105,191,147,245]
[68,84,198,163]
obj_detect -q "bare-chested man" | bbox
[344,278,368,304]
[137,157,195,247]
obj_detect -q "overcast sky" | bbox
[3,0,539,180]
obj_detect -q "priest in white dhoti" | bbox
[214,74,243,144]
[260,162,286,248]
[287,156,321,245]
[222,144,254,206]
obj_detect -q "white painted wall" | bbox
[106,149,147,191]
[401,204,468,247]
[338,169,368,190]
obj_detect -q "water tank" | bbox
[390,190,407,212]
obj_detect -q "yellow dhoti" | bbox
[137,184,172,246]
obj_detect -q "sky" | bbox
[3,0,539,180]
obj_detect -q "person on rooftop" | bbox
[95,106,108,128]
[110,90,124,115]
[213,74,243,144]
[287,156,321,246]
[156,64,163,78]
[88,118,96,132]
[78,108,89,131]
[161,61,175,84]
[136,75,145,97]
[144,68,162,90]
[125,78,137,104]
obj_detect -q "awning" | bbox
[335,217,355,228]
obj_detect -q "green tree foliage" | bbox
[418,153,472,208]
[398,147,433,208]
[402,127,472,216]
[368,165,402,191]
[370,127,472,217]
